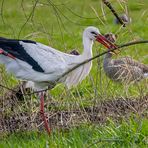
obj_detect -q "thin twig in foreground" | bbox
[0,40,148,95]
[18,0,39,38]
[58,40,148,81]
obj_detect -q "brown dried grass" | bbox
[0,85,147,135]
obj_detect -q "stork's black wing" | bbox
[0,37,44,72]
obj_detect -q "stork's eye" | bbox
[91,31,97,35]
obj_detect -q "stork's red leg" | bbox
[40,92,51,135]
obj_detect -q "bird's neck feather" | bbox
[82,36,93,58]
[103,52,112,65]
[105,52,112,58]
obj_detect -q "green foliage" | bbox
[0,0,148,147]
[0,118,147,147]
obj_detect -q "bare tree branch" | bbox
[58,40,148,81]
[0,40,147,95]
[103,0,126,27]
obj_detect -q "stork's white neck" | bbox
[82,36,93,58]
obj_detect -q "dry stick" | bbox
[0,84,19,93]
[102,0,126,27]
[0,40,148,95]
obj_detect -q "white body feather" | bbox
[0,27,97,90]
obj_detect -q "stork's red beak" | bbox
[96,34,117,50]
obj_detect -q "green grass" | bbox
[0,0,148,147]
[1,118,148,148]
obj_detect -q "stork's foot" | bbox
[40,92,51,135]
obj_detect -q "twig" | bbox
[0,40,148,95]
[102,0,126,27]
[18,0,39,38]
[58,40,148,81]
[0,83,49,95]
[0,84,19,93]
[90,6,105,25]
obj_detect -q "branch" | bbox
[58,40,148,81]
[0,40,148,95]
[102,0,126,27]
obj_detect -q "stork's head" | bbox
[83,26,117,49]
[83,26,100,41]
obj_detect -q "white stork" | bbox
[0,26,116,134]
